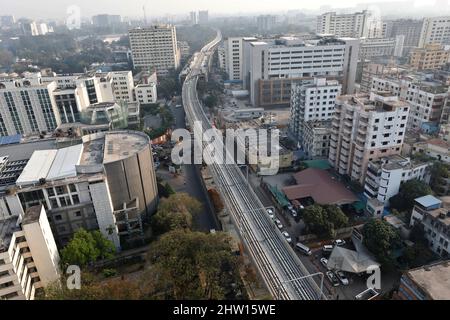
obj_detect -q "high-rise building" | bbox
[359,37,400,60]
[0,205,61,300]
[0,15,15,28]
[382,19,423,56]
[189,11,198,25]
[242,35,359,107]
[409,44,450,71]
[289,78,341,144]
[92,14,122,27]
[0,75,60,136]
[198,10,209,25]
[316,10,370,38]
[257,15,277,33]
[418,16,450,48]
[223,37,257,82]
[129,25,180,76]
[371,73,450,131]
[329,92,410,184]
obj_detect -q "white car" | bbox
[266,209,275,220]
[333,239,346,247]
[282,231,292,243]
[320,257,329,269]
[274,219,283,229]
[336,271,349,286]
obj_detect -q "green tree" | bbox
[151,193,202,234]
[389,179,432,212]
[303,204,348,238]
[60,229,115,267]
[429,162,450,196]
[204,94,218,108]
[362,219,402,267]
[147,229,243,299]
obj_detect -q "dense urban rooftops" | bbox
[405,261,450,300]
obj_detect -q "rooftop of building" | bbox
[337,92,409,112]
[374,71,450,94]
[405,260,450,300]
[369,154,427,171]
[282,168,358,206]
[21,205,42,225]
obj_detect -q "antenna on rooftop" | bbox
[143,5,147,26]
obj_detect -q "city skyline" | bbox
[2,0,449,20]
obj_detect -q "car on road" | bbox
[274,219,283,229]
[326,271,340,287]
[175,104,182,108]
[333,239,346,247]
[295,243,312,256]
[336,271,349,286]
[282,231,292,243]
[322,245,334,254]
[288,208,297,217]
[266,208,275,220]
[320,257,329,269]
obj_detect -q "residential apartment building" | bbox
[177,41,190,59]
[316,10,370,38]
[135,83,157,104]
[383,19,423,55]
[129,25,181,76]
[410,195,450,258]
[242,35,359,107]
[257,15,277,33]
[360,62,406,93]
[302,120,332,159]
[418,16,450,48]
[12,131,158,249]
[359,37,405,60]
[198,11,208,25]
[409,44,450,71]
[329,92,410,184]
[110,71,135,103]
[371,73,450,131]
[396,260,450,300]
[364,155,429,204]
[0,74,60,136]
[289,78,341,143]
[0,205,60,300]
[217,44,227,71]
[223,37,256,82]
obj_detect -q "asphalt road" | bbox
[170,103,219,232]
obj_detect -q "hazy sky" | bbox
[1,0,447,20]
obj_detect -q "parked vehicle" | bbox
[320,258,329,269]
[295,243,312,256]
[289,209,297,217]
[266,208,275,220]
[336,271,349,285]
[326,271,340,287]
[274,219,283,229]
[333,239,346,247]
[282,231,292,243]
[322,245,334,254]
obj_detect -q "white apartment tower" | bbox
[0,205,60,300]
[418,16,450,48]
[329,92,410,184]
[290,78,341,143]
[129,25,181,76]
[316,10,370,38]
[371,74,449,131]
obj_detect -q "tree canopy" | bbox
[147,229,242,299]
[60,229,116,268]
[362,219,402,267]
[302,204,349,238]
[429,162,450,196]
[151,193,202,235]
[389,179,433,212]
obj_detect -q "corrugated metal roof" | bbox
[415,195,442,208]
[47,144,83,180]
[16,150,57,186]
